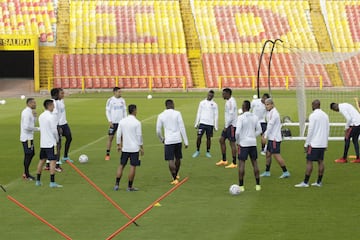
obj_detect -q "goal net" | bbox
[286,49,360,140]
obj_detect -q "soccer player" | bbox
[114,104,143,191]
[235,100,262,191]
[20,98,40,180]
[35,99,62,188]
[216,88,238,168]
[57,88,73,163]
[105,87,127,161]
[295,100,329,187]
[192,90,218,158]
[260,98,291,178]
[156,99,188,185]
[251,93,270,155]
[330,102,360,163]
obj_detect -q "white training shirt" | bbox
[20,106,39,142]
[57,99,67,126]
[52,99,60,125]
[264,107,282,141]
[251,98,266,123]
[305,108,329,148]
[224,96,237,128]
[194,98,218,130]
[339,103,360,129]
[39,110,59,148]
[156,109,189,145]
[116,115,143,152]
[105,96,127,123]
[235,111,262,147]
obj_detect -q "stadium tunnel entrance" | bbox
[0,50,34,78]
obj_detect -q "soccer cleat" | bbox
[24,175,35,181]
[170,179,179,185]
[44,166,50,171]
[239,186,245,192]
[49,182,63,188]
[113,185,119,191]
[294,182,309,188]
[55,167,63,173]
[260,151,266,156]
[351,158,360,163]
[176,175,180,180]
[205,152,212,158]
[215,160,228,166]
[192,151,200,158]
[255,185,261,191]
[61,157,73,163]
[260,171,271,177]
[127,187,139,192]
[105,155,110,161]
[35,181,42,186]
[279,171,290,179]
[311,182,322,187]
[225,163,238,169]
[334,158,347,163]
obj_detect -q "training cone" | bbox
[154,202,161,207]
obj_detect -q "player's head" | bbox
[165,99,174,109]
[312,99,321,111]
[207,90,215,101]
[26,98,36,109]
[58,88,65,100]
[50,88,60,100]
[242,100,251,112]
[265,98,274,111]
[128,104,137,115]
[330,102,339,112]
[113,87,121,98]
[222,88,232,100]
[43,99,54,112]
[261,93,270,104]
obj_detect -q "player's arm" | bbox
[235,116,242,143]
[156,116,164,143]
[178,113,189,148]
[105,99,112,126]
[194,103,201,128]
[137,122,144,156]
[116,123,122,151]
[255,117,262,137]
[214,103,219,131]
[355,97,360,112]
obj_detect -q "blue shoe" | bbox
[192,151,200,158]
[113,185,119,191]
[35,181,42,186]
[49,182,63,188]
[260,171,271,177]
[279,171,290,179]
[205,152,212,158]
[61,157,73,163]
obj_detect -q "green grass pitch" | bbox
[0,90,360,239]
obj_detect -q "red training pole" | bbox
[7,195,72,240]
[66,161,139,226]
[106,176,189,240]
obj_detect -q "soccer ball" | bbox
[21,95,26,100]
[147,94,153,99]
[0,100,6,105]
[78,154,89,163]
[229,184,242,195]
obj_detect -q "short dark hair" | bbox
[223,88,232,95]
[113,87,120,92]
[43,99,54,109]
[330,102,337,110]
[209,90,214,94]
[50,88,60,99]
[128,104,137,114]
[165,99,174,108]
[243,100,251,111]
[26,98,34,104]
[263,93,270,99]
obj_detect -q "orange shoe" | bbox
[225,163,238,169]
[334,158,347,163]
[215,160,228,166]
[170,179,179,185]
[351,158,360,163]
[105,155,110,161]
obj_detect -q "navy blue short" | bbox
[120,152,141,166]
[306,146,325,161]
[164,143,182,161]
[221,126,236,142]
[108,123,119,136]
[59,124,72,138]
[238,146,258,161]
[40,147,57,160]
[22,140,34,155]
[197,124,214,137]
[260,122,267,134]
[267,140,281,154]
